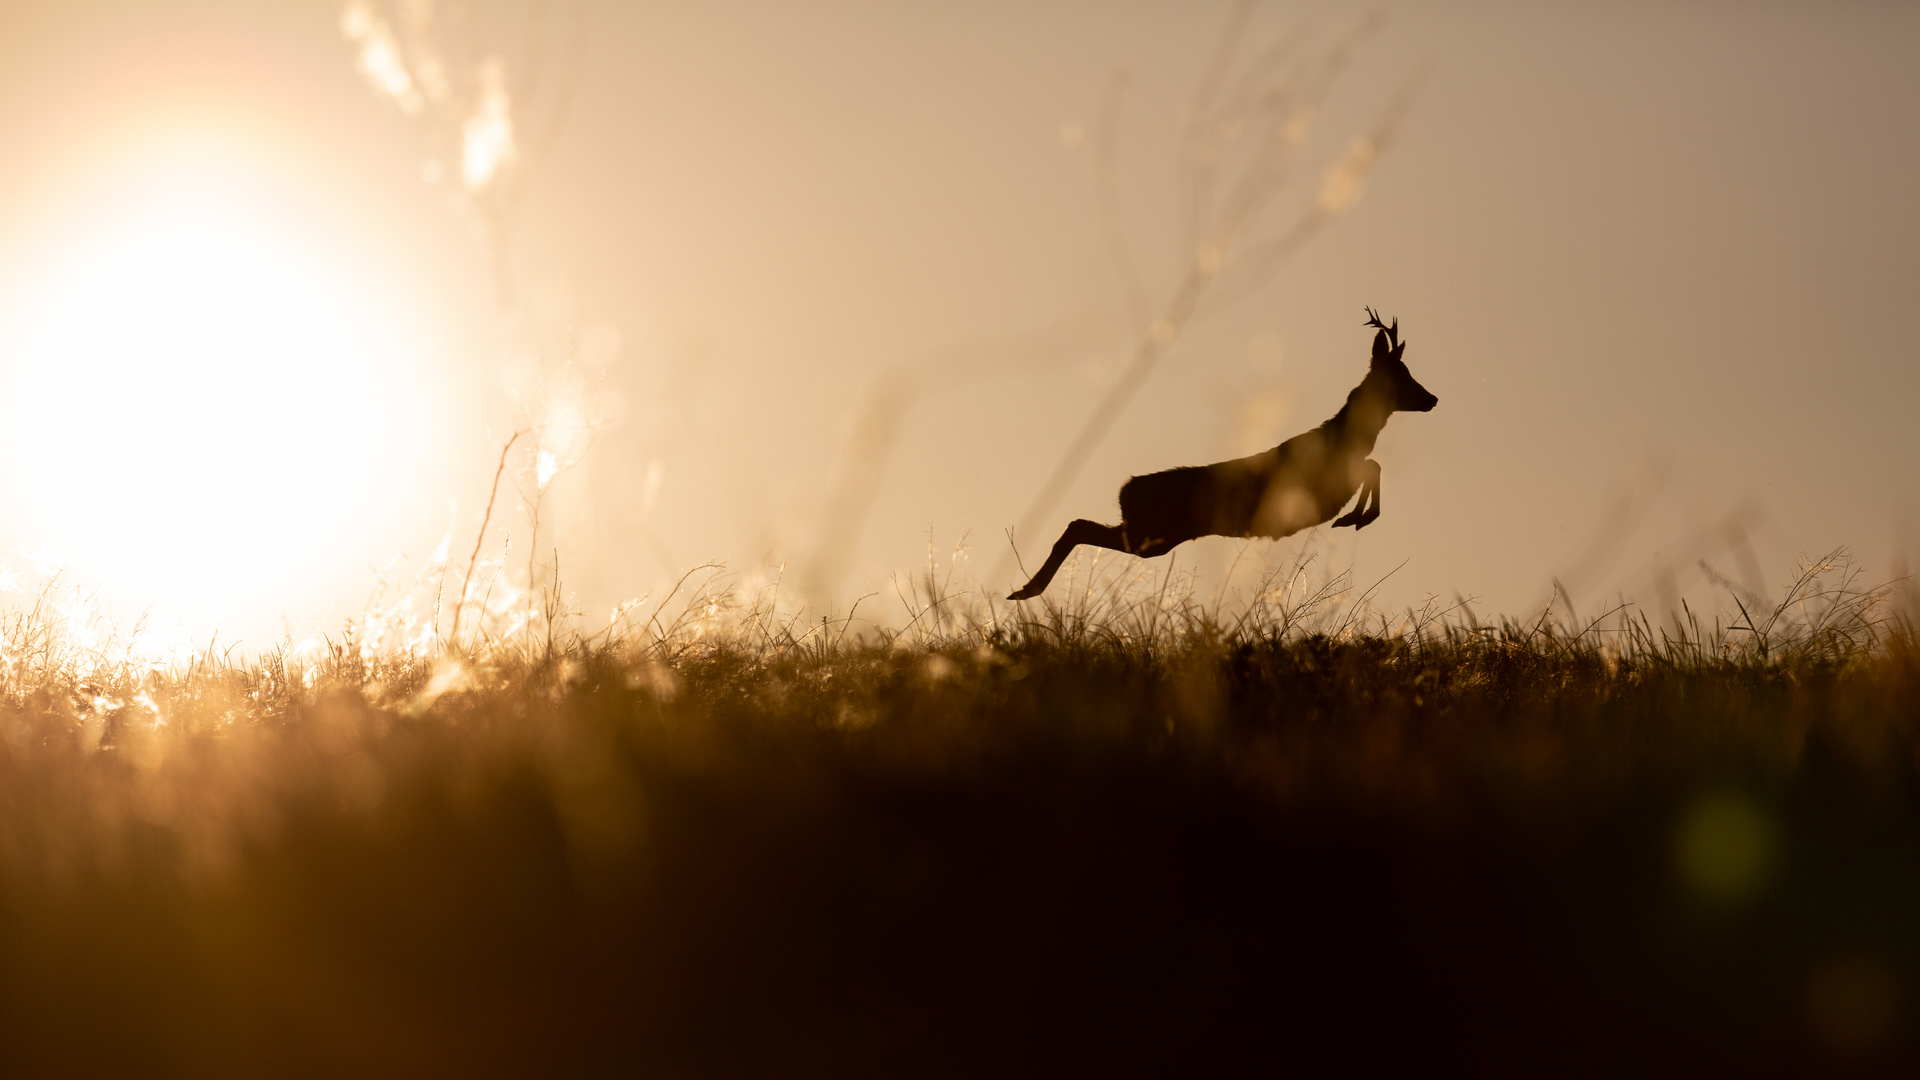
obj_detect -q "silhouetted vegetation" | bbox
[0,552,1915,1076]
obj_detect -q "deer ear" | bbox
[1391,341,1406,362]
[1371,330,1391,365]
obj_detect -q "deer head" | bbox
[1363,307,1438,413]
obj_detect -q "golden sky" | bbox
[0,0,1914,646]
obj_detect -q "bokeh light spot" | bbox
[1674,792,1775,903]
[1806,956,1901,1055]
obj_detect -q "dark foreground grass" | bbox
[1,573,1918,1076]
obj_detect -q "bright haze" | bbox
[0,0,1914,650]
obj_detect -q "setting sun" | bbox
[0,194,432,629]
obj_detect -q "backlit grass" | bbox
[0,549,1914,1075]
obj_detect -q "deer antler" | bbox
[1363,306,1399,348]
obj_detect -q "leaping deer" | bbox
[1008,308,1438,600]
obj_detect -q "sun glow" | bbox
[0,198,436,636]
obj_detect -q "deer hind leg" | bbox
[1331,459,1383,530]
[1007,519,1127,600]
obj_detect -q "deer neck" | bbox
[1323,386,1392,455]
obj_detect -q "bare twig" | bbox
[448,430,528,649]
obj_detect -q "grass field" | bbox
[0,550,1915,1076]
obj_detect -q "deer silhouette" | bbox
[1008,308,1437,600]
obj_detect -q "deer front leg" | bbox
[1355,458,1382,527]
[1331,459,1383,529]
